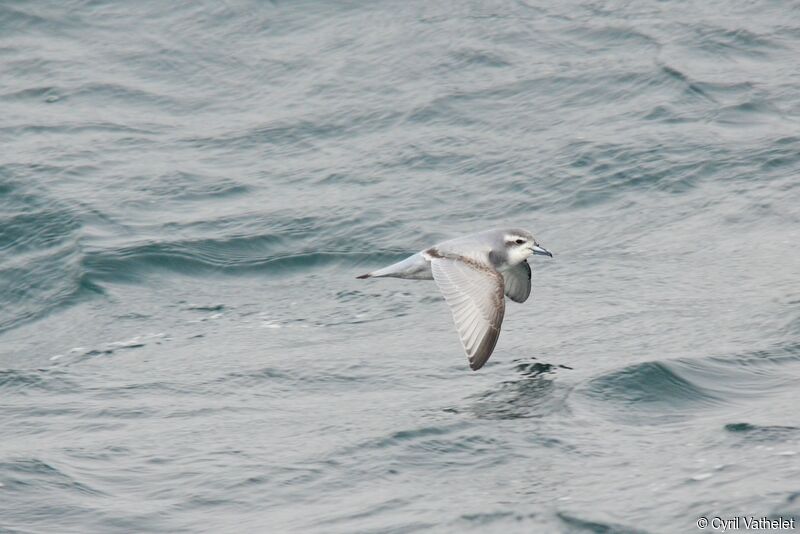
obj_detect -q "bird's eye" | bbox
[515,239,525,245]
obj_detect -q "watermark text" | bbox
[697,516,795,532]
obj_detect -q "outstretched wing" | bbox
[430,256,506,370]
[503,260,531,303]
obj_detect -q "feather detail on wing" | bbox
[430,256,505,370]
[503,260,531,303]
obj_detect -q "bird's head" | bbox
[503,229,552,265]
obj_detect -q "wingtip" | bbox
[356,273,371,279]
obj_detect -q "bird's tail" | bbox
[355,253,432,281]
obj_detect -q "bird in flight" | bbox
[357,228,552,370]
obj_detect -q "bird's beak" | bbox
[531,244,553,258]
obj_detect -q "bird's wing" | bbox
[430,256,505,370]
[503,260,531,303]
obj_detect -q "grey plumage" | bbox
[357,228,552,370]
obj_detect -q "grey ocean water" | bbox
[2,0,800,532]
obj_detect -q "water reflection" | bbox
[467,358,572,420]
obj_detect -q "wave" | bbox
[0,178,96,334]
[0,168,414,335]
[557,511,651,534]
[0,368,77,394]
[81,238,408,282]
[724,422,800,442]
[573,341,800,424]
